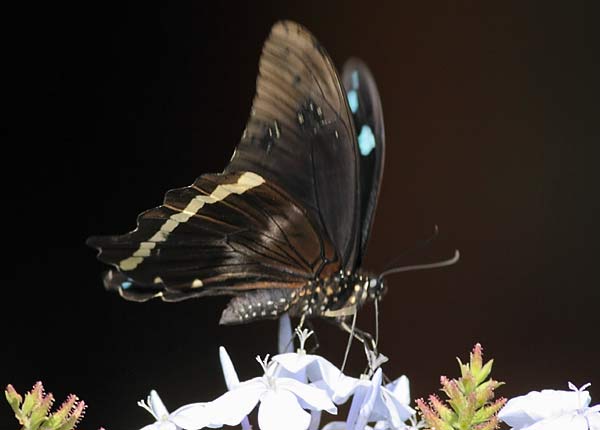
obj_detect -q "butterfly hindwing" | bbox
[342,58,386,265]
[87,171,340,302]
[225,21,362,270]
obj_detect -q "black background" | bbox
[2,2,599,429]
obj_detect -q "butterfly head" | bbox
[367,276,387,301]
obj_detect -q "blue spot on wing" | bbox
[358,125,376,156]
[348,90,359,113]
[121,281,132,290]
[351,70,359,89]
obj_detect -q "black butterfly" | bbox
[88,21,390,327]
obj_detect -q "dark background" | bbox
[2,2,599,429]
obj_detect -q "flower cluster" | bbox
[6,319,598,430]
[137,315,420,430]
[416,343,506,430]
[5,381,86,430]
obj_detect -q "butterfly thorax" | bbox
[287,270,384,319]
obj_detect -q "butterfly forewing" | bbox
[226,21,361,270]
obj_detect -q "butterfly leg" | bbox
[337,319,378,355]
[298,312,307,330]
[341,324,388,377]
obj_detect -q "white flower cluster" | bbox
[137,315,421,430]
[499,382,600,430]
[135,314,599,430]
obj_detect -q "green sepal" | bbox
[22,382,44,416]
[5,384,23,416]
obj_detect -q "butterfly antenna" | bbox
[382,224,439,272]
[378,250,460,282]
[340,311,358,375]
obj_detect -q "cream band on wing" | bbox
[118,171,265,272]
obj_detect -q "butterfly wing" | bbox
[87,172,339,301]
[342,58,385,265]
[225,21,361,271]
[88,21,361,320]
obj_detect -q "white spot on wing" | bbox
[119,256,144,271]
[192,279,203,288]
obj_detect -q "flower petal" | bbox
[140,422,177,430]
[170,403,213,430]
[586,408,600,430]
[278,377,337,414]
[308,410,321,430]
[346,385,368,430]
[278,313,294,354]
[311,359,365,404]
[330,423,375,430]
[241,416,252,430]
[273,352,319,383]
[273,352,365,404]
[321,422,348,430]
[207,378,264,426]
[386,375,411,406]
[219,346,240,389]
[373,386,415,425]
[354,369,383,430]
[499,389,591,427]
[523,414,589,430]
[258,389,311,430]
[149,390,169,418]
[274,352,318,374]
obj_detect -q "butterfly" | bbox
[87,21,390,328]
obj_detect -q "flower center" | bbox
[569,381,591,411]
[256,354,278,389]
[295,327,314,354]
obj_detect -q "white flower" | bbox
[138,390,178,430]
[273,329,361,402]
[275,330,416,430]
[320,370,417,430]
[499,382,600,430]
[207,354,337,430]
[347,368,384,430]
[166,347,251,430]
[137,390,212,430]
[218,346,252,430]
[370,375,417,429]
